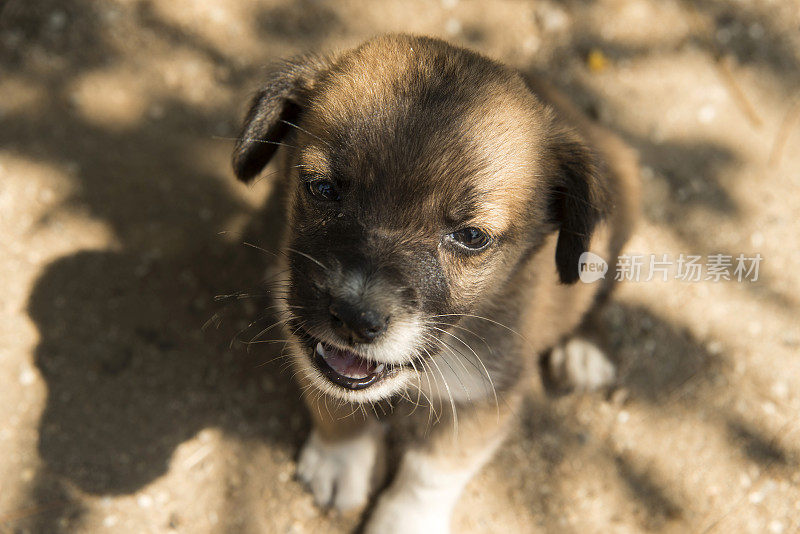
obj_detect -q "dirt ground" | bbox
[1,0,799,532]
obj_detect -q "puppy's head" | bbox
[232,35,607,403]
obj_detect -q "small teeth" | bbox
[315,342,325,357]
[375,363,385,373]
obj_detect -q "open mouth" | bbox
[311,341,390,390]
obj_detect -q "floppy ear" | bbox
[232,55,329,182]
[547,131,610,284]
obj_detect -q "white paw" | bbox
[296,425,382,511]
[365,494,450,534]
[365,450,473,534]
[549,337,616,391]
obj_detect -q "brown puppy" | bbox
[231,35,638,533]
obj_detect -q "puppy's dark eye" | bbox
[446,227,491,250]
[305,179,340,201]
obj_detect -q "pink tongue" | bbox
[322,345,376,379]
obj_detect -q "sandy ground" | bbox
[1,0,799,532]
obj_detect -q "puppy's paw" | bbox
[296,424,383,511]
[547,337,616,391]
[365,495,449,534]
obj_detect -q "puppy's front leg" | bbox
[366,396,519,534]
[296,375,386,511]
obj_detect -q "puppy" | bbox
[231,35,638,533]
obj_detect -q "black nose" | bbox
[329,300,388,344]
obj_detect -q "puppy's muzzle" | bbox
[309,298,392,390]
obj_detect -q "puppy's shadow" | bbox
[14,81,308,528]
[0,0,328,528]
[28,182,295,488]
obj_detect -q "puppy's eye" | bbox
[305,179,341,201]
[446,227,491,251]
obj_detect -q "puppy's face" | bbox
[232,36,606,403]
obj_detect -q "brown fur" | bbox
[231,34,639,531]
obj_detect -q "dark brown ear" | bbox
[232,55,329,182]
[547,131,610,284]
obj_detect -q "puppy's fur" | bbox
[231,35,638,533]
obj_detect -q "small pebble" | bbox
[749,23,765,40]
[148,104,165,120]
[103,6,122,22]
[137,494,153,508]
[698,104,717,124]
[587,49,609,73]
[537,3,568,33]
[771,381,788,400]
[37,188,55,204]
[19,368,37,386]
[523,36,541,53]
[768,520,784,534]
[445,18,462,35]
[48,10,67,31]
[781,333,798,347]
